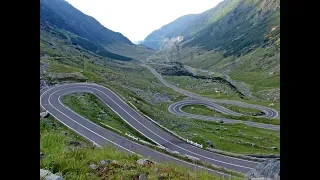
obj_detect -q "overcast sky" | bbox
[65,0,223,43]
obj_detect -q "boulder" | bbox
[111,160,118,165]
[139,173,147,180]
[40,169,64,180]
[40,169,51,178]
[99,160,112,166]
[136,158,153,166]
[69,140,81,147]
[40,111,49,118]
[40,152,45,159]
[246,159,280,180]
[44,174,64,180]
[88,163,98,170]
[206,140,214,148]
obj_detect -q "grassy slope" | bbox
[164,75,240,99]
[180,117,279,154]
[161,74,280,115]
[104,43,155,61]
[156,45,280,103]
[41,28,279,155]
[40,116,221,180]
[215,103,262,115]
[62,93,154,144]
[41,0,156,62]
[144,0,279,57]
[184,0,280,56]
[181,105,279,125]
[226,47,280,98]
[145,0,280,103]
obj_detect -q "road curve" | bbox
[169,100,280,131]
[170,100,244,116]
[40,83,260,176]
[142,64,280,131]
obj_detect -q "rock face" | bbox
[40,60,50,90]
[159,65,193,76]
[246,159,280,180]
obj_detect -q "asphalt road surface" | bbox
[142,64,280,131]
[169,100,280,131]
[40,83,261,177]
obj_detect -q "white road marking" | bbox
[53,84,256,170]
[40,87,231,177]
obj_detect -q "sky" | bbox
[65,0,223,43]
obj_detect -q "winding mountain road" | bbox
[40,83,261,177]
[142,64,280,131]
[169,100,279,131]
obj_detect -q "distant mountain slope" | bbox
[144,0,280,102]
[142,0,280,56]
[40,0,154,61]
[143,14,198,50]
[40,0,132,45]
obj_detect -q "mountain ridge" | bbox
[40,0,133,46]
[40,0,154,61]
[142,0,280,57]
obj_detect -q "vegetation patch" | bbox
[40,116,224,180]
[62,93,154,144]
[181,104,279,125]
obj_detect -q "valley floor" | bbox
[40,29,279,178]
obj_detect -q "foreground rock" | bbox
[40,169,64,180]
[88,163,98,170]
[40,152,45,159]
[69,140,81,147]
[206,140,214,148]
[138,173,147,180]
[246,159,280,180]
[99,159,112,166]
[40,111,49,118]
[136,158,153,166]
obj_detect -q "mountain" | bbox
[143,0,280,102]
[142,0,280,57]
[133,40,143,45]
[40,0,153,61]
[143,14,198,50]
